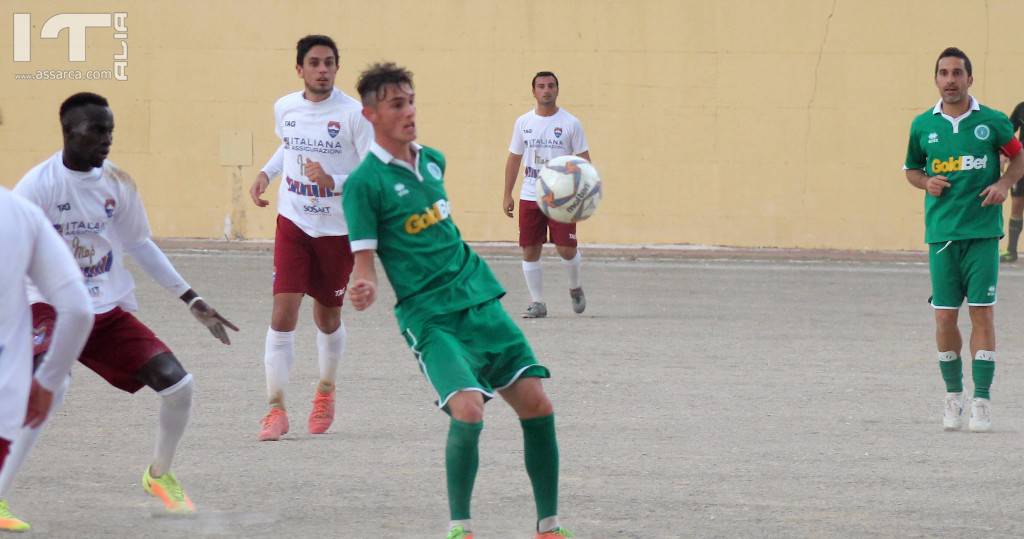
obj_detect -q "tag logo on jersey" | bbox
[334,286,346,297]
[931,155,988,173]
[523,129,532,134]
[104,198,116,217]
[404,199,451,235]
[974,124,990,141]
[394,183,410,197]
[553,127,563,138]
[427,162,442,180]
[32,326,46,346]
[285,121,296,127]
[57,202,71,212]
[928,132,939,144]
[327,121,341,138]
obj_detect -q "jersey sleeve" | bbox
[991,113,1021,157]
[508,117,525,155]
[571,118,590,155]
[112,181,154,250]
[351,111,374,161]
[343,172,381,252]
[273,98,285,139]
[260,144,284,180]
[903,122,926,171]
[12,168,50,210]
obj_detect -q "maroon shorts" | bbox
[32,303,171,394]
[273,215,354,307]
[0,437,9,472]
[518,199,577,247]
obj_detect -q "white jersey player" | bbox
[1,92,237,527]
[503,71,592,319]
[248,34,372,441]
[0,187,93,532]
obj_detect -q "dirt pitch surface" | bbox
[9,244,1024,538]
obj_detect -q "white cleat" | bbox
[969,397,992,433]
[943,392,964,431]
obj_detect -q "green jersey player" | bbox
[343,63,572,539]
[904,47,1024,432]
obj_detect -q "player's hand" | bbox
[24,379,54,428]
[349,279,377,311]
[980,182,1011,207]
[305,159,335,191]
[503,194,515,218]
[250,173,271,207]
[189,299,240,344]
[926,175,951,197]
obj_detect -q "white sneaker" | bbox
[969,397,992,433]
[943,392,964,431]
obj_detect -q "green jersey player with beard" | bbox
[904,47,1024,433]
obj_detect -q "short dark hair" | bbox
[357,62,414,105]
[935,47,972,77]
[296,34,339,66]
[532,71,559,88]
[59,92,109,126]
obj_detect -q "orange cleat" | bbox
[259,408,289,441]
[308,389,335,434]
[536,528,573,538]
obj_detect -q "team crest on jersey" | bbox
[974,124,990,141]
[427,162,442,180]
[553,127,563,138]
[327,121,341,138]
[104,198,116,218]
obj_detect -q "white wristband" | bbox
[187,296,204,309]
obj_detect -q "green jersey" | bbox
[904,98,1015,243]
[343,142,505,331]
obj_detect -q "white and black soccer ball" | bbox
[535,155,602,223]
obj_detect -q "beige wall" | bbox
[2,0,1023,250]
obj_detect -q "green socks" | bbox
[446,419,483,521]
[938,351,963,393]
[973,350,995,400]
[521,414,559,521]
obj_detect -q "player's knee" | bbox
[555,245,576,260]
[968,306,994,326]
[447,392,485,423]
[138,352,189,392]
[521,393,554,419]
[934,309,958,328]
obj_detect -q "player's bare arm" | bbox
[348,250,378,311]
[305,158,335,191]
[250,171,271,207]
[179,289,240,344]
[980,150,1024,206]
[503,152,523,218]
[906,169,950,197]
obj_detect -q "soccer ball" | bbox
[535,155,602,223]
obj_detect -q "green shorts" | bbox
[928,237,999,309]
[401,298,550,411]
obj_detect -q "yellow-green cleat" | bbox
[0,500,30,532]
[446,524,474,539]
[142,467,196,513]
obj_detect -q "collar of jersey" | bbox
[932,96,980,117]
[370,141,425,181]
[57,151,103,182]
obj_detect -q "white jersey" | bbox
[0,188,83,441]
[267,88,373,238]
[508,108,589,201]
[14,152,157,314]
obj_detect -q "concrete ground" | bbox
[7,247,1024,538]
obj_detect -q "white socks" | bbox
[265,328,296,407]
[522,260,544,302]
[0,376,69,498]
[150,374,194,477]
[538,515,561,533]
[316,323,347,391]
[562,252,582,289]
